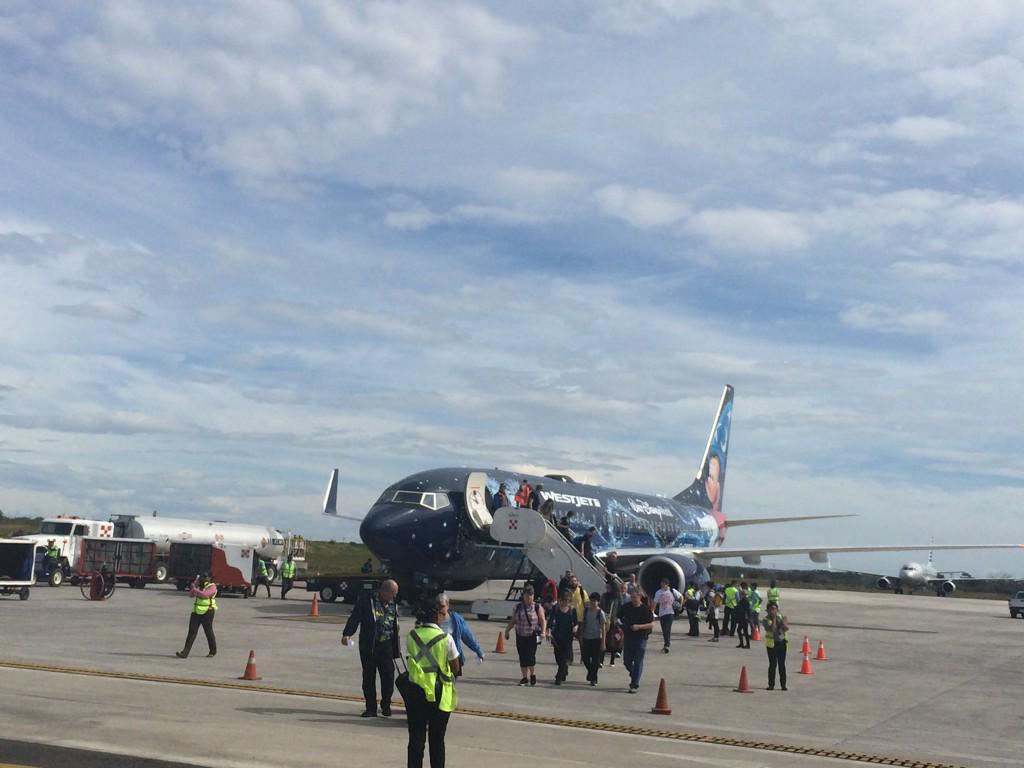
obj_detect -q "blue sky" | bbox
[2,1,1023,577]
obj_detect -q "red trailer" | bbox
[168,542,254,596]
[74,537,157,600]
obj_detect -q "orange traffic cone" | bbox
[651,678,672,714]
[801,635,811,655]
[494,632,506,654]
[751,624,761,642]
[799,651,814,675]
[239,649,262,681]
[309,593,320,617]
[734,665,754,693]
[815,640,828,661]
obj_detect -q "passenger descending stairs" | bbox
[489,507,608,596]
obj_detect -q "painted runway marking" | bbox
[0,660,965,768]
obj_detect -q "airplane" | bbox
[875,551,978,596]
[345,385,1022,599]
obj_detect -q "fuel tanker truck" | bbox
[111,514,287,583]
[23,514,287,585]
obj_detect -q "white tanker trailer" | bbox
[111,514,286,583]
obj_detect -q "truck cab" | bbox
[1008,591,1024,618]
[24,516,113,585]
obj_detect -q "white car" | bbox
[1008,591,1024,619]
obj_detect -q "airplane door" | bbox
[465,472,493,530]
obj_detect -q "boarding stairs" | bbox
[470,506,610,620]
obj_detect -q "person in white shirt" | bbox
[653,578,682,654]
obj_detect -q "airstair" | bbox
[469,506,610,620]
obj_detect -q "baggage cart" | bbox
[0,538,37,600]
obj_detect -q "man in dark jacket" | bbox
[342,579,400,717]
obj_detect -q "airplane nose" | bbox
[359,502,459,565]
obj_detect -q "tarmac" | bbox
[0,581,1021,768]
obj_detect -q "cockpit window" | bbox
[391,491,450,510]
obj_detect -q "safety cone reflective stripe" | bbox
[801,635,811,655]
[799,652,814,675]
[309,593,320,617]
[651,678,672,713]
[239,649,262,681]
[494,632,506,654]
[734,665,754,693]
[815,640,828,661]
[751,624,761,641]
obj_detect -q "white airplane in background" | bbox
[875,551,980,596]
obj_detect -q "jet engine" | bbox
[939,580,956,595]
[636,554,712,598]
[876,576,893,590]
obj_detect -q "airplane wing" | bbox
[724,513,855,528]
[603,543,1023,568]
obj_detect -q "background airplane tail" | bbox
[673,385,734,512]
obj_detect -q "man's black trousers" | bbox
[360,644,395,713]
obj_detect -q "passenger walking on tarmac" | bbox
[252,558,272,597]
[767,580,781,607]
[735,583,751,649]
[625,572,640,598]
[549,589,578,684]
[566,574,588,662]
[618,588,654,693]
[581,592,607,686]
[404,600,459,768]
[748,583,763,635]
[603,580,627,666]
[342,579,401,717]
[684,585,701,637]
[653,578,682,653]
[763,602,789,691]
[723,580,738,636]
[539,577,558,613]
[706,585,722,642]
[435,593,484,676]
[504,585,546,687]
[176,573,217,658]
[280,554,296,599]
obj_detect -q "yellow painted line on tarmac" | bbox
[0,659,965,768]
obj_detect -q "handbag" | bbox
[605,625,623,651]
[394,655,414,701]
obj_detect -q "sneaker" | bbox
[554,679,562,686]
[780,685,787,691]
[609,660,615,667]
[175,651,187,659]
[518,678,528,686]
[628,686,638,694]
[530,675,537,686]
[360,710,377,718]
[206,652,216,657]
[589,680,597,686]
[662,647,669,654]
[380,705,391,717]
[766,686,774,691]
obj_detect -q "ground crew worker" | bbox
[42,539,60,577]
[280,554,296,599]
[762,601,789,691]
[748,582,763,633]
[767,580,781,607]
[404,600,459,768]
[176,574,217,658]
[253,558,272,597]
[723,580,738,636]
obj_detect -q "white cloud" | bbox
[592,184,690,229]
[6,1,532,186]
[686,206,811,252]
[838,302,948,335]
[51,300,144,323]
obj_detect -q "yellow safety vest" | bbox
[282,561,296,578]
[258,561,268,577]
[724,586,737,608]
[763,615,788,649]
[193,586,218,615]
[45,545,60,558]
[407,626,457,713]
[767,587,780,604]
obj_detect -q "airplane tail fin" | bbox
[322,469,339,516]
[673,385,734,512]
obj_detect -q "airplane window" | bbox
[422,493,436,509]
[432,493,450,510]
[393,491,424,506]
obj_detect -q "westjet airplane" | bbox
[331,386,1020,597]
